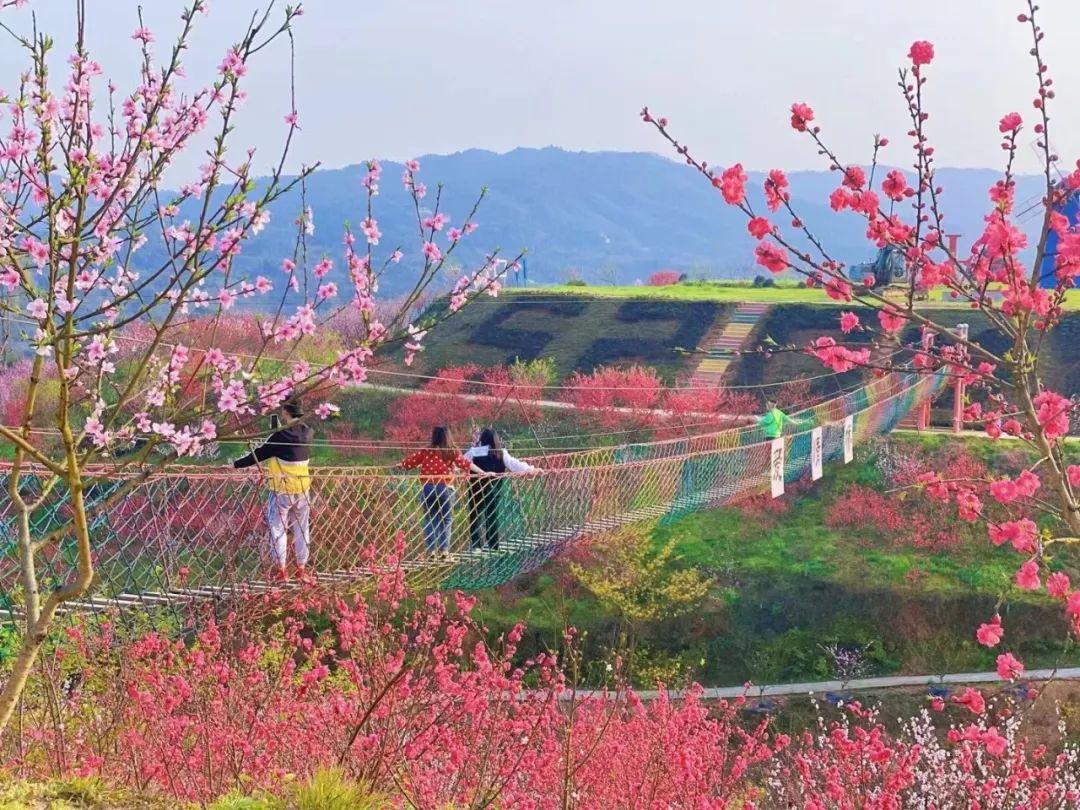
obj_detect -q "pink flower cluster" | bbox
[10,550,1080,808]
[807,336,870,373]
[714,163,748,205]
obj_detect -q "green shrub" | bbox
[207,770,386,810]
[0,775,179,809]
[293,769,386,810]
[509,355,558,386]
[210,795,276,810]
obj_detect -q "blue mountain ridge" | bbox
[159,147,1049,298]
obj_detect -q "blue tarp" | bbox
[1039,189,1080,288]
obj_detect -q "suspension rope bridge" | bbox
[0,372,943,617]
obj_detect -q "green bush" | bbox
[0,776,179,809]
[210,795,276,810]
[293,770,386,810]
[207,770,386,810]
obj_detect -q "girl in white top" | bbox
[464,428,537,549]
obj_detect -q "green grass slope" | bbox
[413,289,1078,400]
[537,282,1080,309]
[477,436,1080,688]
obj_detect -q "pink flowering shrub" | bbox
[828,443,991,551]
[827,484,971,552]
[3,549,779,805]
[564,365,755,436]
[655,385,758,440]
[381,362,753,450]
[768,703,1080,808]
[647,270,682,286]
[564,365,665,431]
[0,360,32,428]
[6,553,1080,806]
[384,362,549,443]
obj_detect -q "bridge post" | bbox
[917,328,933,430]
[952,323,969,434]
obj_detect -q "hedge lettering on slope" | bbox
[468,300,588,365]
[577,300,721,371]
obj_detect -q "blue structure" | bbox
[1039,188,1080,288]
[851,244,907,290]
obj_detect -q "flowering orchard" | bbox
[377,361,757,452]
[646,0,1079,761]
[5,552,1080,807]
[2,0,1080,801]
[0,1,520,732]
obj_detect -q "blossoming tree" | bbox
[0,0,519,732]
[646,0,1077,757]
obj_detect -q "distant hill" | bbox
[181,148,1050,298]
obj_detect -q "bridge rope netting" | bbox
[0,372,943,616]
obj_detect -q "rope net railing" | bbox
[0,372,944,615]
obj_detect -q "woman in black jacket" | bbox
[232,399,315,582]
[464,428,536,550]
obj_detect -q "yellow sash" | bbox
[266,457,310,494]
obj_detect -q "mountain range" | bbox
[196,147,1051,297]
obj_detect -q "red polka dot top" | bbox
[400,449,472,486]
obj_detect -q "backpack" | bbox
[472,447,507,474]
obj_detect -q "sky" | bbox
[2,0,1079,183]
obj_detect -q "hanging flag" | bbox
[811,427,823,480]
[843,416,854,464]
[770,437,785,498]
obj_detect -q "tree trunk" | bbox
[0,622,49,733]
[0,479,94,736]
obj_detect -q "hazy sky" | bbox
[3,1,1079,182]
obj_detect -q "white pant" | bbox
[266,492,311,568]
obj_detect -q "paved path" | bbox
[556,667,1080,701]
[893,428,1079,443]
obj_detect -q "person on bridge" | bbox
[757,398,815,440]
[758,398,793,439]
[465,427,538,551]
[233,398,314,584]
[399,426,488,558]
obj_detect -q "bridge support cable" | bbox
[0,372,945,618]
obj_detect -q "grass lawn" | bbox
[536,282,829,304]
[475,435,1080,688]
[534,283,1080,310]
[651,455,1019,597]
